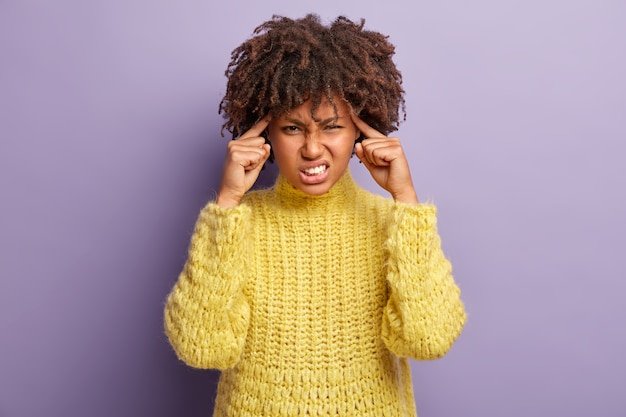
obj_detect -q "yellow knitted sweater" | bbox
[164,171,466,417]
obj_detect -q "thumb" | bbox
[247,143,271,176]
[355,142,364,162]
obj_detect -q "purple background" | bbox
[1,1,625,416]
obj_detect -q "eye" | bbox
[281,125,301,134]
[325,125,342,130]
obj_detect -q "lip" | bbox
[299,162,330,185]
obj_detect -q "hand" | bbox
[352,114,418,204]
[216,117,272,208]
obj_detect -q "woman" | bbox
[164,14,466,416]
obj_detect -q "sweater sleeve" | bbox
[164,202,252,370]
[381,203,466,360]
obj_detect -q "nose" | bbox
[301,133,323,160]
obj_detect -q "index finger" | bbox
[239,115,272,140]
[351,113,385,139]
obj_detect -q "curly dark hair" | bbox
[219,14,405,140]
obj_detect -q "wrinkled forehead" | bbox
[273,93,352,122]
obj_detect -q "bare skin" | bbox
[216,102,418,207]
[265,98,360,197]
[215,117,272,208]
[352,114,419,205]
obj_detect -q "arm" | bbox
[164,203,252,370]
[381,203,466,360]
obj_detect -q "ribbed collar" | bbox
[272,169,360,211]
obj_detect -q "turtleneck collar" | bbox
[272,168,361,210]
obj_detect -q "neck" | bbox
[273,169,359,210]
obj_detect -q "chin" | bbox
[301,187,330,196]
[296,183,333,196]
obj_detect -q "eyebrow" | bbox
[282,115,344,126]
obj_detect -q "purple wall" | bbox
[1,1,624,416]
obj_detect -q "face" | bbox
[267,96,360,196]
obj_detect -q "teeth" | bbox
[303,165,327,175]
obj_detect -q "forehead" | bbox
[281,97,351,121]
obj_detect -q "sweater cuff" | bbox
[200,202,251,243]
[390,202,438,230]
[186,202,252,296]
[386,202,439,264]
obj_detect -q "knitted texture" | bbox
[164,171,466,417]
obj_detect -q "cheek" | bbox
[270,139,297,164]
[329,141,356,162]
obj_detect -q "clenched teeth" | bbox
[303,165,327,176]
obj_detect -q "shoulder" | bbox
[355,183,392,206]
[353,185,394,219]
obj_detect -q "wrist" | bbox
[392,189,419,205]
[216,190,242,208]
